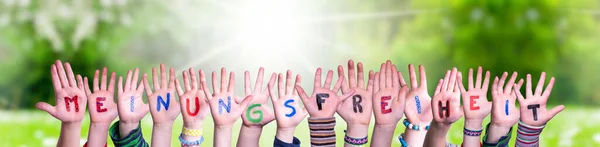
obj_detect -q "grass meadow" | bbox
[1,105,599,146]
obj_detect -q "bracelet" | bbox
[343,130,368,146]
[398,133,409,147]
[179,133,204,146]
[402,119,430,131]
[463,127,483,136]
[182,127,203,136]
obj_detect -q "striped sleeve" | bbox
[308,117,336,147]
[516,121,545,147]
[109,121,149,147]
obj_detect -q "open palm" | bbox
[175,68,210,125]
[404,64,433,125]
[296,68,355,118]
[85,67,118,123]
[514,72,564,126]
[490,72,522,127]
[431,68,462,124]
[202,68,252,126]
[372,61,405,125]
[269,70,307,128]
[241,67,275,126]
[143,64,181,124]
[458,66,491,121]
[36,60,87,123]
[117,68,148,123]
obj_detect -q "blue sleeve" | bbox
[274,136,301,147]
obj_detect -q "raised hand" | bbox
[269,70,308,129]
[143,64,181,124]
[514,72,564,126]
[490,72,522,127]
[202,68,253,126]
[337,60,374,126]
[85,67,118,124]
[36,60,87,123]
[295,68,355,118]
[174,68,210,128]
[431,68,462,124]
[458,66,492,123]
[372,61,404,125]
[240,67,275,127]
[116,68,148,137]
[404,64,433,125]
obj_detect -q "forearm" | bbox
[402,128,428,146]
[214,125,233,147]
[308,117,336,146]
[516,121,544,147]
[370,124,396,147]
[58,122,82,147]
[463,119,483,146]
[423,123,450,147]
[485,124,512,144]
[276,127,296,143]
[119,121,140,138]
[151,123,174,146]
[108,121,149,147]
[482,123,513,147]
[86,122,111,147]
[236,125,263,147]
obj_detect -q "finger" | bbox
[338,65,349,94]
[385,60,392,87]
[244,70,252,95]
[267,73,277,101]
[84,77,92,96]
[212,71,219,95]
[136,80,144,94]
[535,72,546,96]
[285,70,293,95]
[454,80,461,93]
[55,60,69,88]
[419,65,428,88]
[160,64,167,89]
[324,70,334,89]
[183,70,191,92]
[398,71,407,87]
[392,65,399,88]
[357,62,365,89]
[278,73,284,98]
[77,74,84,91]
[200,70,212,99]
[367,70,374,92]
[491,76,498,95]
[93,70,100,92]
[238,96,254,113]
[220,68,227,93]
[332,73,344,93]
[542,77,555,98]
[475,67,483,89]
[108,72,116,93]
[482,71,491,92]
[513,85,525,103]
[64,63,77,88]
[143,74,153,97]
[458,74,466,93]
[348,60,357,88]
[293,74,301,96]
[441,70,451,91]
[434,79,443,95]
[35,102,56,117]
[448,67,458,92]
[295,85,310,104]
[373,72,380,92]
[379,63,385,89]
[175,77,184,96]
[526,74,533,97]
[132,68,140,91]
[125,70,132,91]
[314,68,322,88]
[118,76,124,96]
[497,72,508,93]
[50,65,62,91]
[468,68,474,90]
[228,71,235,94]
[169,68,176,90]
[548,105,565,120]
[504,72,518,94]
[152,67,160,91]
[255,67,265,94]
[340,89,355,101]
[409,64,418,89]
[190,68,198,90]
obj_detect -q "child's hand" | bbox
[404,64,433,125]
[174,68,210,128]
[116,68,148,124]
[296,68,355,118]
[337,60,374,125]
[458,67,491,122]
[240,68,275,127]
[372,61,405,125]
[431,68,462,124]
[202,68,253,126]
[85,67,118,124]
[143,64,181,124]
[514,72,564,126]
[490,72,523,128]
[269,70,308,129]
[36,60,87,123]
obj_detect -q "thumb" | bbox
[238,95,254,111]
[339,89,355,101]
[36,102,56,117]
[548,105,565,120]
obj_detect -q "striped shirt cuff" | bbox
[516,121,545,147]
[109,121,149,147]
[308,117,336,147]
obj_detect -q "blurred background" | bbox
[0,0,599,146]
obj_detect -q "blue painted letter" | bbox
[504,100,509,115]
[157,93,171,111]
[284,99,296,117]
[218,96,232,114]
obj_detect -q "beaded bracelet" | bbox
[179,134,204,146]
[463,127,483,136]
[402,119,430,131]
[182,127,203,136]
[397,133,410,147]
[343,130,368,146]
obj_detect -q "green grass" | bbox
[1,105,599,146]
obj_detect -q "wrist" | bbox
[346,124,369,138]
[464,119,483,130]
[183,122,203,130]
[276,127,296,143]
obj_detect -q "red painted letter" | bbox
[64,96,80,112]
[469,96,480,110]
[186,97,200,116]
[380,96,392,114]
[96,97,107,112]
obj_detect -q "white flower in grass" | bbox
[72,12,97,50]
[34,12,63,51]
